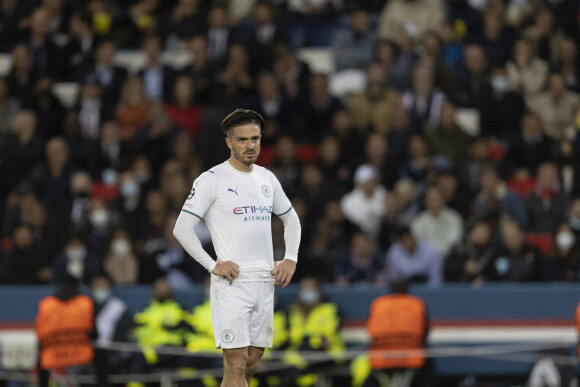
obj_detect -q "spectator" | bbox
[7,44,36,105]
[362,132,398,190]
[158,0,204,43]
[348,62,400,133]
[445,222,495,283]
[29,137,73,213]
[411,185,463,257]
[401,61,446,133]
[335,231,385,285]
[0,225,50,284]
[527,72,580,142]
[83,39,128,107]
[103,229,138,285]
[63,12,100,81]
[247,1,287,72]
[458,137,491,195]
[552,37,580,93]
[166,74,203,138]
[453,44,489,108]
[246,72,293,143]
[479,66,525,140]
[569,198,580,241]
[340,163,387,243]
[501,112,556,178]
[0,0,32,53]
[523,8,562,64]
[272,42,311,99]
[379,179,421,240]
[386,226,442,286]
[0,76,21,136]
[525,162,570,233]
[23,8,62,78]
[398,134,435,196]
[331,8,376,71]
[294,163,336,222]
[377,0,444,43]
[51,235,99,285]
[138,34,176,103]
[506,38,549,99]
[116,76,152,142]
[541,223,580,281]
[316,134,352,195]
[87,120,131,179]
[75,76,110,142]
[213,42,255,103]
[206,4,233,66]
[90,275,132,378]
[472,164,528,228]
[270,135,302,198]
[183,35,214,105]
[4,110,45,181]
[555,140,580,197]
[471,3,515,68]
[25,75,66,139]
[328,109,366,167]
[426,102,471,164]
[293,73,344,143]
[437,169,471,219]
[484,217,540,282]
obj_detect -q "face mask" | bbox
[121,180,140,198]
[494,257,510,276]
[570,216,580,231]
[90,209,110,228]
[93,289,111,303]
[298,290,320,305]
[66,247,86,260]
[556,232,575,250]
[111,239,131,255]
[491,76,509,93]
[101,168,117,187]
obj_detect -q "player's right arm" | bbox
[173,172,239,284]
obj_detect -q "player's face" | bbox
[226,123,261,167]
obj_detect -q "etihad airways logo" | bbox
[233,205,272,222]
[233,205,272,215]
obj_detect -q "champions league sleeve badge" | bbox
[221,329,234,343]
[262,185,271,197]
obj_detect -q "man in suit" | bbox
[138,34,176,103]
[246,1,287,72]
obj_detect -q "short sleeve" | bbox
[181,172,216,220]
[270,172,292,216]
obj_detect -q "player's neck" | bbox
[228,157,253,173]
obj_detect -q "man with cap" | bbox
[340,163,387,244]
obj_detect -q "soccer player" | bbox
[173,109,301,386]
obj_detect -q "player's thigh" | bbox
[211,280,253,348]
[249,282,275,348]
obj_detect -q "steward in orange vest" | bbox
[35,274,103,386]
[364,280,430,387]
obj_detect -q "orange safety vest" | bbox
[35,295,95,369]
[366,294,427,370]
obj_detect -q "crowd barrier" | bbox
[1,283,579,382]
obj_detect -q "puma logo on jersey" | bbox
[228,187,239,196]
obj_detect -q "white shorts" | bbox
[210,279,275,349]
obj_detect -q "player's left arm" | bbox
[272,208,300,287]
[270,173,301,287]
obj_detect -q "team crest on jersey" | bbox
[262,185,271,197]
[222,329,234,343]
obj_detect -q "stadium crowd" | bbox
[1,0,580,290]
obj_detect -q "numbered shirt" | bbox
[181,161,292,282]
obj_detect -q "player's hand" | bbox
[212,259,239,285]
[271,259,296,288]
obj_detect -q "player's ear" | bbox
[225,136,232,150]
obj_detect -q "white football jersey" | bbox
[181,161,292,282]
